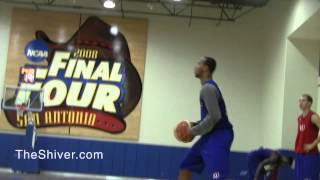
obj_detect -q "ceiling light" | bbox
[104,0,115,9]
[110,25,118,35]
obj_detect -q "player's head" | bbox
[194,56,216,79]
[299,94,313,111]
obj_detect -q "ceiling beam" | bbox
[0,0,241,23]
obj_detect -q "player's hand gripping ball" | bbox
[174,120,194,143]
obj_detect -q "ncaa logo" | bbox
[212,172,220,179]
[24,40,48,62]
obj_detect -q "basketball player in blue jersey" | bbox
[178,56,234,180]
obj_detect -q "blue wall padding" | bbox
[0,132,293,179]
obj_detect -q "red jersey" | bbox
[295,111,319,154]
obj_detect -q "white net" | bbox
[16,103,27,117]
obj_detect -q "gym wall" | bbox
[0,0,320,179]
[0,4,268,151]
[261,0,320,149]
[0,2,11,102]
[0,0,319,150]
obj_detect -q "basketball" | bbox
[174,120,193,143]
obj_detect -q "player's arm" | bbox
[304,113,320,152]
[190,84,221,136]
[310,114,320,145]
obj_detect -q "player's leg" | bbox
[178,169,192,180]
[179,139,206,180]
[203,148,230,179]
[179,152,204,180]
[202,129,234,179]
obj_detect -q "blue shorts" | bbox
[295,154,320,180]
[180,129,234,179]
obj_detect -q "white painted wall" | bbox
[139,17,266,150]
[260,1,292,149]
[0,2,12,99]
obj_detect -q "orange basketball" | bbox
[174,120,193,143]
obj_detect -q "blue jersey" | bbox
[200,80,233,131]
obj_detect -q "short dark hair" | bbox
[203,56,217,74]
[302,94,313,104]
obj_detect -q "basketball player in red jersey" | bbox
[295,94,320,180]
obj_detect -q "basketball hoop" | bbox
[2,85,43,125]
[2,85,42,151]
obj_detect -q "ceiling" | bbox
[291,9,320,40]
[0,0,266,24]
